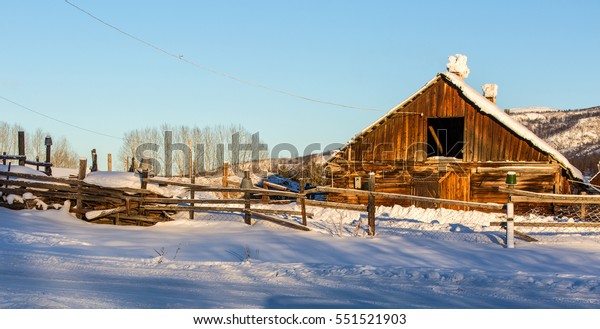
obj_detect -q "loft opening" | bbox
[427,117,465,159]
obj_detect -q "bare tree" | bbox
[50,136,78,168]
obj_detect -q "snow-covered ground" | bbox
[2,193,600,309]
[1,169,600,311]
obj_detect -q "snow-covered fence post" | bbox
[368,172,376,236]
[506,202,515,248]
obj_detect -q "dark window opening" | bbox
[427,117,465,159]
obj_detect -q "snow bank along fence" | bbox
[1,131,53,175]
[305,172,506,238]
[491,186,600,246]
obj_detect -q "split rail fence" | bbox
[3,160,600,247]
[491,186,600,246]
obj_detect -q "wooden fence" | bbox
[490,186,600,247]
[1,131,53,175]
[0,168,317,229]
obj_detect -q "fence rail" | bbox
[494,186,600,247]
[5,163,600,248]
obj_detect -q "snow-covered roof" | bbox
[332,72,584,181]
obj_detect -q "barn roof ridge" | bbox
[332,72,584,181]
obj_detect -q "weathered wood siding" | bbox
[327,75,571,208]
[344,77,548,164]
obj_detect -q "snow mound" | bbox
[83,171,142,189]
[83,171,179,197]
[0,164,46,177]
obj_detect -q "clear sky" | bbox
[1,0,599,169]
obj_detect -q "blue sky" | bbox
[1,0,599,168]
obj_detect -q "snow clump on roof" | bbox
[446,54,470,79]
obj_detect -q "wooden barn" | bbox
[325,60,584,209]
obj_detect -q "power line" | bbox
[0,95,124,140]
[64,0,384,113]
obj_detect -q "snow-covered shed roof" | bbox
[333,72,584,181]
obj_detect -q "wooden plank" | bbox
[490,221,600,228]
[428,126,444,154]
[263,181,289,191]
[141,205,312,217]
[472,107,481,161]
[499,186,600,204]
[513,229,539,242]
[305,199,367,212]
[85,206,127,220]
[312,186,504,210]
[464,107,474,161]
[245,210,310,231]
[141,198,250,205]
[475,165,557,174]
[145,179,302,199]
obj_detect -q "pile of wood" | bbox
[0,170,171,226]
[0,170,315,230]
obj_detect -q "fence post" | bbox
[44,135,52,176]
[78,158,87,180]
[262,177,269,202]
[506,202,515,248]
[18,131,25,166]
[2,152,6,165]
[189,163,195,220]
[91,149,98,172]
[581,192,587,221]
[299,178,307,226]
[77,158,87,219]
[222,162,229,199]
[241,170,253,225]
[141,168,149,190]
[107,153,112,172]
[368,172,376,236]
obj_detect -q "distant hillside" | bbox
[508,106,600,177]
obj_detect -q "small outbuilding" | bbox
[325,55,584,209]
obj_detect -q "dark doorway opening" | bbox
[427,117,465,159]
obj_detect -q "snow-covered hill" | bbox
[508,106,600,176]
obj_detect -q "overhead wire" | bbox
[64,0,384,113]
[0,95,124,140]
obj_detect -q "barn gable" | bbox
[330,72,582,180]
[326,71,584,206]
